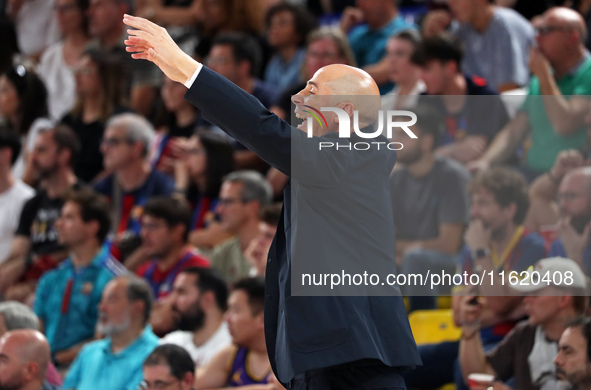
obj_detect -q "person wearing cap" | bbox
[459,257,588,390]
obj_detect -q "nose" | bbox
[291,93,305,106]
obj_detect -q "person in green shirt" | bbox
[469,7,591,180]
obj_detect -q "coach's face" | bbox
[292,67,334,137]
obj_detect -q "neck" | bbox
[0,169,15,194]
[157,243,186,271]
[237,219,261,251]
[175,106,197,128]
[278,45,298,62]
[71,241,102,268]
[111,324,144,353]
[194,175,207,193]
[542,309,577,341]
[490,223,518,255]
[471,5,494,33]
[46,169,77,198]
[236,76,255,94]
[21,380,44,390]
[193,310,225,346]
[247,333,268,355]
[370,7,397,30]
[553,48,586,80]
[64,29,89,47]
[442,73,467,95]
[397,75,421,95]
[407,153,436,178]
[83,95,102,122]
[116,162,150,192]
[100,24,124,49]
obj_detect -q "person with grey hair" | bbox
[0,302,63,389]
[63,274,159,390]
[209,170,272,283]
[94,113,174,265]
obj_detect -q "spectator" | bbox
[194,277,276,388]
[0,302,62,388]
[210,171,272,283]
[0,66,52,183]
[61,48,128,183]
[340,0,415,94]
[136,197,210,335]
[150,76,199,177]
[390,105,471,311]
[570,0,591,50]
[63,275,159,390]
[0,329,57,390]
[555,317,591,389]
[34,189,125,367]
[86,0,161,116]
[140,344,195,390]
[459,257,588,390]
[94,113,175,263]
[406,167,547,389]
[7,0,60,61]
[469,7,591,179]
[37,0,91,121]
[137,197,210,296]
[245,203,282,277]
[549,167,591,274]
[174,133,234,252]
[0,125,80,302]
[423,0,535,92]
[206,32,278,171]
[0,130,34,261]
[160,267,232,367]
[381,29,425,111]
[264,3,316,94]
[411,34,509,165]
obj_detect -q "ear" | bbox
[58,148,72,167]
[86,219,101,241]
[172,223,186,242]
[24,362,39,381]
[182,371,195,386]
[504,202,517,222]
[238,60,250,77]
[199,290,215,309]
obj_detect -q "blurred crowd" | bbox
[1,0,591,389]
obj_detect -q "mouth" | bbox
[293,110,309,130]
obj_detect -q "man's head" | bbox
[87,0,131,41]
[31,125,80,180]
[447,0,493,25]
[355,0,399,30]
[265,3,315,50]
[140,197,192,260]
[217,171,272,234]
[56,188,111,249]
[0,302,40,338]
[386,29,421,84]
[0,330,50,390]
[304,27,354,81]
[411,34,463,95]
[225,277,265,347]
[97,275,153,337]
[558,167,591,234]
[101,113,155,171]
[468,167,530,239]
[535,7,587,66]
[0,130,21,171]
[292,64,381,137]
[169,267,228,332]
[141,344,194,390]
[555,317,591,389]
[517,258,588,327]
[393,104,443,165]
[208,33,262,83]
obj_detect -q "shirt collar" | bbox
[101,326,153,357]
[566,50,591,77]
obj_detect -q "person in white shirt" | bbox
[0,130,34,262]
[160,267,232,367]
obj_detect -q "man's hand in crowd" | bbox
[123,14,198,84]
[340,7,364,33]
[464,219,491,254]
[529,47,551,78]
[556,217,591,265]
[550,149,585,182]
[421,10,453,38]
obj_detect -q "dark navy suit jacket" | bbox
[185,66,421,384]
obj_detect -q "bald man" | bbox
[0,329,57,390]
[469,6,591,180]
[123,14,420,390]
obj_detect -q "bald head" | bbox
[563,166,591,192]
[0,330,50,380]
[318,64,380,96]
[544,7,587,44]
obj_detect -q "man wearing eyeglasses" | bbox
[548,167,591,275]
[469,7,591,181]
[209,171,272,283]
[139,344,195,390]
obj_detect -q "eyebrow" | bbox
[308,81,319,89]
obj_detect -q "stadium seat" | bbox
[408,309,461,345]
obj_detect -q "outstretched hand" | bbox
[123,14,199,84]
